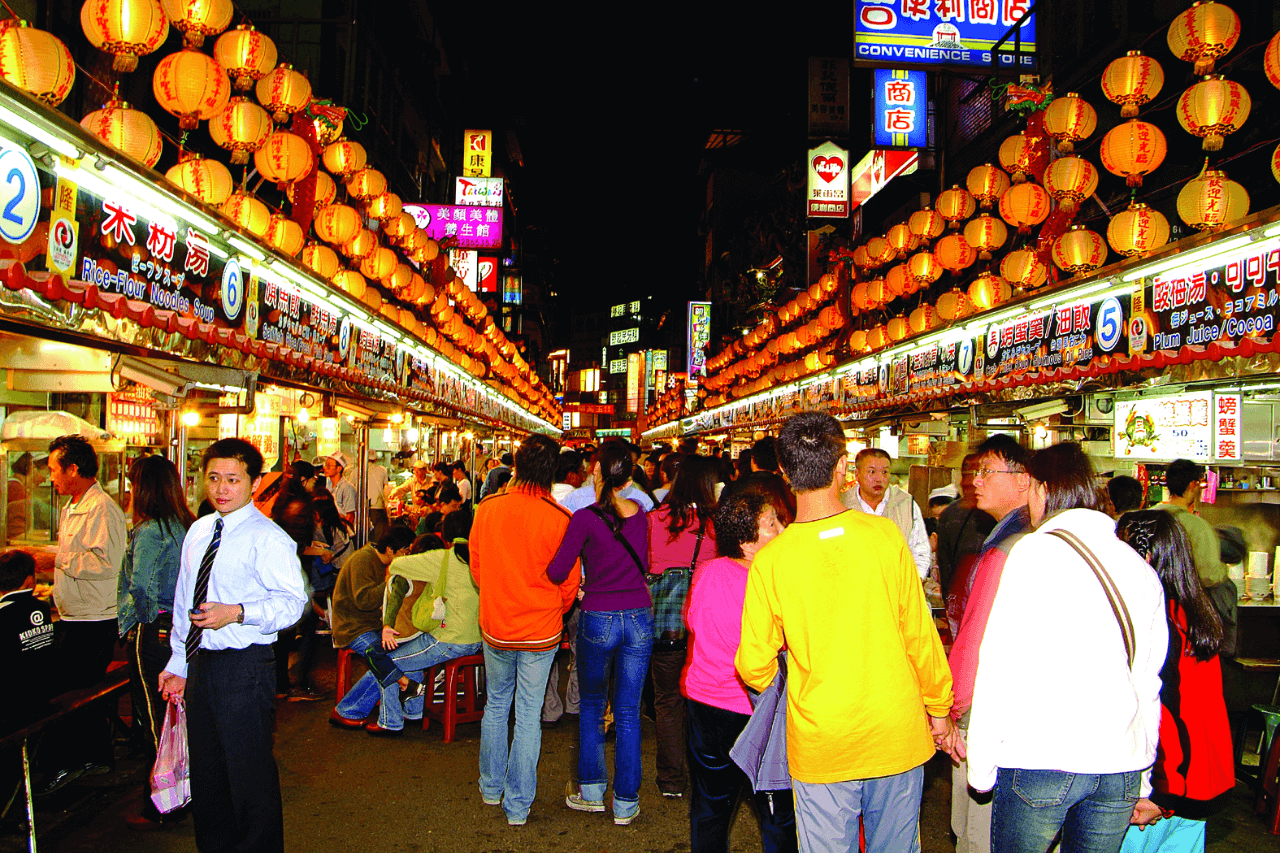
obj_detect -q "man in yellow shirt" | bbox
[736,411,961,853]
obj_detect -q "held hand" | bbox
[929,715,966,761]
[158,671,186,704]
[191,602,241,631]
[381,625,400,650]
[1130,798,1163,826]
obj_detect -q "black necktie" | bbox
[185,518,224,663]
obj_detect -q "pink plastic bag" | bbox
[150,701,191,813]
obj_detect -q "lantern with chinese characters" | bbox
[998,182,1051,233]
[1177,169,1249,231]
[1001,248,1049,290]
[962,214,1008,261]
[1052,226,1108,274]
[254,130,314,186]
[288,170,335,209]
[208,96,271,164]
[1106,202,1170,257]
[1043,93,1097,153]
[159,0,232,48]
[887,315,911,343]
[313,202,361,245]
[300,242,339,279]
[419,238,440,263]
[346,167,386,201]
[937,184,977,228]
[906,250,943,291]
[341,228,377,261]
[867,325,888,351]
[885,263,909,297]
[1167,1,1240,75]
[366,192,402,222]
[968,272,1011,311]
[967,163,1010,209]
[909,305,936,334]
[1100,120,1166,187]
[214,24,276,91]
[819,304,842,330]
[850,245,873,271]
[221,191,270,238]
[80,0,167,73]
[81,99,161,167]
[332,268,366,300]
[1043,156,1099,213]
[934,233,978,272]
[866,235,895,266]
[386,263,412,293]
[1102,51,1164,118]
[1176,75,1251,152]
[936,288,970,321]
[867,277,889,306]
[322,138,366,179]
[256,63,310,123]
[264,213,304,257]
[165,153,232,205]
[998,133,1037,183]
[908,207,945,242]
[383,211,414,240]
[1268,31,1280,91]
[1273,143,1280,184]
[152,48,230,130]
[887,223,920,258]
[0,22,74,107]
[818,272,838,295]
[848,329,869,353]
[851,281,872,310]
[359,246,396,281]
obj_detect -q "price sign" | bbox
[0,148,41,244]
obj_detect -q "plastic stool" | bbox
[335,647,356,700]
[1253,703,1280,834]
[421,653,486,742]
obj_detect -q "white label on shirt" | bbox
[819,527,845,539]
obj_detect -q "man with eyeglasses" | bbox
[945,434,1033,853]
[841,448,932,579]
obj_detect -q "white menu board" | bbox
[1115,391,1213,462]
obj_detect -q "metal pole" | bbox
[354,425,369,547]
[22,738,36,853]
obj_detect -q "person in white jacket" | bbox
[966,442,1167,853]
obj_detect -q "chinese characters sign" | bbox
[455,176,504,207]
[873,69,928,148]
[448,248,479,291]
[808,58,850,138]
[463,129,492,177]
[403,204,503,250]
[687,301,711,385]
[1215,393,1242,461]
[807,140,850,218]
[854,0,1037,70]
[1114,392,1213,462]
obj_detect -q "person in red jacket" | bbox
[1116,510,1234,851]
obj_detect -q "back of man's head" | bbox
[436,483,463,505]
[0,550,35,593]
[555,451,583,484]
[778,411,846,493]
[751,436,779,473]
[1166,459,1204,498]
[515,434,560,490]
[500,452,514,467]
[1107,475,1145,514]
[376,524,416,554]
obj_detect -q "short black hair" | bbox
[376,524,416,554]
[514,434,560,490]
[924,516,939,537]
[0,549,35,591]
[777,411,846,493]
[714,489,771,560]
[436,482,462,505]
[854,447,891,468]
[490,469,512,493]
[432,461,451,476]
[202,437,264,480]
[751,436,779,473]
[442,506,473,541]
[1026,442,1106,515]
[1107,475,1145,514]
[49,435,98,479]
[975,433,1031,472]
[555,451,583,483]
[500,452,513,467]
[1165,459,1204,498]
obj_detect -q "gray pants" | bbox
[542,608,579,721]
[792,764,923,853]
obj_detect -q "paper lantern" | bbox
[322,138,366,180]
[214,24,276,91]
[936,288,970,321]
[1106,202,1170,258]
[962,214,1007,261]
[1167,1,1240,76]
[849,329,869,352]
[818,273,838,295]
[1267,32,1280,91]
[867,277,889,306]
[818,305,842,330]
[968,273,1011,311]
[0,21,75,107]
[1043,93,1097,154]
[341,228,377,261]
[885,263,909,297]
[1052,226,1108,274]
[81,99,161,167]
[908,207,945,242]
[998,183,1051,233]
[287,170,336,209]
[937,185,977,228]
[300,242,339,279]
[887,315,911,342]
[851,281,872,310]
[852,245,873,269]
[867,325,888,350]
[1100,120,1167,188]
[909,305,936,334]
[382,211,414,240]
[313,203,361,246]
[165,153,232,206]
[346,168,386,201]
[366,192,403,223]
[887,223,920,258]
[264,214,304,257]
[1273,143,1280,185]
[1001,249,1049,290]
[152,48,230,130]
[401,229,429,255]
[1042,156,1099,213]
[934,233,977,273]
[332,268,366,300]
[221,191,270,238]
[360,246,396,281]
[254,131,314,186]
[1176,75,1250,152]
[906,250,943,291]
[385,263,410,293]
[160,0,232,48]
[967,163,1010,209]
[81,0,167,73]
[1101,51,1164,118]
[256,63,311,123]
[408,273,429,303]
[208,96,271,164]
[1177,169,1248,231]
[420,239,441,263]
[866,236,895,266]
[998,133,1036,183]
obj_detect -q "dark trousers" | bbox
[187,644,283,853]
[128,616,173,752]
[650,641,688,793]
[49,618,118,768]
[687,698,797,853]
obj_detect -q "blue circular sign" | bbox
[0,148,41,245]
[338,317,352,359]
[956,337,974,377]
[1096,296,1123,353]
[221,259,244,321]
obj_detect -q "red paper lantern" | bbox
[1101,51,1164,118]
[1266,31,1280,91]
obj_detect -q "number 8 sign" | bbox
[0,148,41,245]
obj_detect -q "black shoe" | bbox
[287,686,325,702]
[398,680,426,703]
[79,761,113,777]
[36,766,85,797]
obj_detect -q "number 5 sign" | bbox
[0,148,41,244]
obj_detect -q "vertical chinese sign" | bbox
[808,57,850,139]
[873,69,929,148]
[807,140,850,218]
[463,129,492,177]
[1214,393,1241,462]
[687,301,711,386]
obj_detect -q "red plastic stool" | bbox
[1255,703,1280,834]
[335,647,357,700]
[421,653,486,742]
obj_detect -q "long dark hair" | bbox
[129,455,195,533]
[1117,509,1223,661]
[594,442,635,530]
[663,454,717,541]
[311,492,349,542]
[271,461,316,553]
[260,460,314,509]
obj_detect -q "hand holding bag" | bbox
[150,700,191,813]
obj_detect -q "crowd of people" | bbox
[0,412,1243,853]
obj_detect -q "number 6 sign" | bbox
[0,148,41,245]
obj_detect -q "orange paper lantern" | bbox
[1042,156,1099,213]
[935,233,978,273]
[866,236,896,266]
[221,190,270,238]
[998,133,1037,183]
[152,47,230,130]
[852,245,873,269]
[1001,249,1049,291]
[81,99,161,167]
[1051,226,1108,274]
[0,21,75,107]
[300,242,340,279]
[165,153,232,206]
[849,329,869,352]
[867,325,888,351]
[998,182,1052,233]
[1100,120,1167,188]
[208,96,271,164]
[909,305,936,334]
[1167,0,1240,76]
[255,131,314,186]
[1272,143,1280,184]
[366,192,403,223]
[313,203,361,246]
[1176,75,1251,152]
[1101,51,1164,118]
[936,289,970,321]
[359,246,397,281]
[289,170,336,209]
[908,207,945,242]
[346,168,387,201]
[887,315,911,342]
[967,163,1010,209]
[885,264,909,297]
[214,24,276,91]
[341,228,377,261]
[256,63,311,123]
[332,268,366,300]
[962,214,1007,261]
[1177,169,1248,231]
[906,250,943,291]
[887,223,920,258]
[851,282,872,310]
[159,0,232,48]
[1267,31,1280,91]
[81,0,167,73]
[1043,93,1097,154]
[867,277,889,306]
[264,214,304,257]
[937,185,977,227]
[967,273,1011,311]
[1106,202,1170,258]
[322,138,366,179]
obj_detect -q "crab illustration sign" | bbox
[808,141,850,218]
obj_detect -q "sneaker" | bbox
[507,815,526,826]
[287,686,325,702]
[660,790,683,799]
[565,793,606,813]
[614,806,640,826]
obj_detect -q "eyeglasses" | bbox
[974,467,1020,479]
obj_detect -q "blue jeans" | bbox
[335,632,480,730]
[479,643,558,823]
[577,607,653,820]
[992,768,1141,853]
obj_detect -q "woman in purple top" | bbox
[548,442,653,826]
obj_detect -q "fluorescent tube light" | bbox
[228,235,265,262]
[1120,234,1256,282]
[0,104,81,160]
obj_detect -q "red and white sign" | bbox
[807,141,849,218]
[1214,393,1242,461]
[455,177,505,207]
[448,248,479,291]
[849,149,919,211]
[477,256,499,293]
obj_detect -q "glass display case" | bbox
[1,438,128,547]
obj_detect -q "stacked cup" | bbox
[1246,552,1271,600]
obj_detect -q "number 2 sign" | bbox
[0,148,41,244]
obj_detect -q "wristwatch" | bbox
[236,604,245,624]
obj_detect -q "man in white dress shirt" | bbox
[841,448,932,579]
[159,438,307,853]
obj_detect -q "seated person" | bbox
[0,550,55,732]
[416,482,463,536]
[331,511,482,734]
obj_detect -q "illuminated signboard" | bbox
[627,352,643,412]
[873,69,928,148]
[477,256,499,293]
[807,140,849,218]
[808,57,850,138]
[849,149,919,211]
[455,176,504,207]
[502,273,521,305]
[687,301,711,384]
[610,358,627,374]
[1215,393,1242,461]
[609,327,640,346]
[854,0,1037,70]
[1115,392,1213,462]
[611,303,626,318]
[402,204,503,250]
[463,129,492,177]
[448,248,479,291]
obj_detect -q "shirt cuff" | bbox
[163,655,187,679]
[242,600,264,629]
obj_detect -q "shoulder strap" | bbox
[1048,529,1135,669]
[689,518,707,571]
[589,505,646,576]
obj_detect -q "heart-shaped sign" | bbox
[478,261,495,279]
[813,156,844,184]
